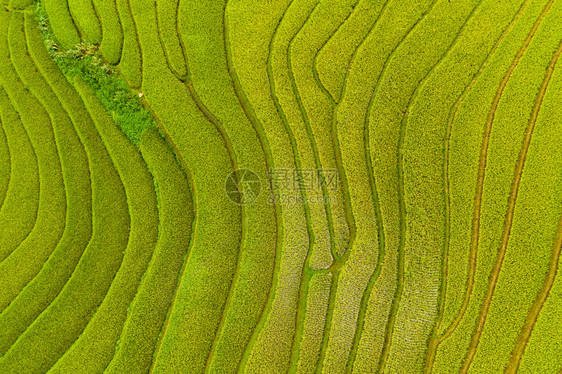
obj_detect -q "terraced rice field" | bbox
[1,0,562,372]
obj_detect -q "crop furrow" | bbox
[285,0,357,370]
[316,0,438,370]
[67,0,101,43]
[241,1,317,372]
[104,127,194,374]
[329,1,441,372]
[424,0,533,369]
[171,1,280,373]
[0,12,93,356]
[114,0,142,88]
[0,71,130,373]
[459,21,562,373]
[438,1,554,353]
[0,13,41,266]
[374,3,477,368]
[44,0,81,49]
[214,7,285,374]
[315,0,389,104]
[156,0,187,78]
[128,0,244,372]
[11,2,562,373]
[0,84,39,272]
[46,75,159,373]
[221,1,315,372]
[0,12,67,315]
[228,3,292,365]
[380,0,500,370]
[310,0,365,105]
[506,206,562,373]
[293,272,332,374]
[92,0,124,64]
[344,69,387,374]
[291,0,362,264]
[0,114,10,211]
[286,0,336,271]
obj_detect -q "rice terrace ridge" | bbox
[0,0,561,373]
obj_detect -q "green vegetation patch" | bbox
[36,0,154,145]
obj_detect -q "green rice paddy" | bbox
[0,0,561,372]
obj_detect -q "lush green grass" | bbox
[38,0,154,145]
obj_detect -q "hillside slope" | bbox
[1,0,562,373]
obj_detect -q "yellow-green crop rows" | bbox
[1,0,562,372]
